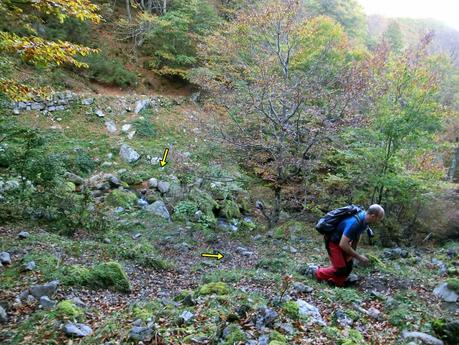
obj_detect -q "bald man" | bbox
[313,204,385,287]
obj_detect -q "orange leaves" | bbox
[31,0,101,23]
[0,78,52,101]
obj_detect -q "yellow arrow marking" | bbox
[201,252,224,260]
[160,148,169,167]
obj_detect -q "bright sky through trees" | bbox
[358,0,459,30]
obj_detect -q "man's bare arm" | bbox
[339,235,367,263]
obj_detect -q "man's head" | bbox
[365,204,385,224]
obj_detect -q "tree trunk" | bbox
[271,186,281,228]
[447,145,459,182]
[126,0,132,22]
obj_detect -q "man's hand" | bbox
[358,255,369,265]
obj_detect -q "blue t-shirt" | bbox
[332,210,367,243]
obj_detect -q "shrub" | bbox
[282,301,299,320]
[82,53,137,88]
[133,118,155,138]
[173,200,198,221]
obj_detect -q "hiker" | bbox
[308,204,385,287]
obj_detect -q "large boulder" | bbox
[119,144,140,163]
[129,325,154,342]
[434,282,459,303]
[145,200,170,220]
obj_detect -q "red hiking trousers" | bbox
[315,237,353,287]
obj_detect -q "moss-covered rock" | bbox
[189,188,218,216]
[446,278,459,293]
[63,181,76,192]
[283,301,300,320]
[90,261,131,292]
[224,324,246,344]
[220,198,241,219]
[64,261,131,293]
[198,282,230,296]
[106,189,137,209]
[433,318,459,343]
[56,300,84,320]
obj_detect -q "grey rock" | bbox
[108,175,121,187]
[134,99,150,114]
[180,310,194,323]
[148,178,158,188]
[194,210,203,221]
[18,231,30,239]
[241,251,254,257]
[127,130,136,139]
[145,200,170,220]
[23,261,36,272]
[293,282,313,294]
[433,282,458,302]
[254,306,278,329]
[138,199,148,207]
[258,335,269,345]
[95,109,105,117]
[0,252,11,265]
[133,319,142,327]
[64,323,93,337]
[0,306,7,323]
[402,331,444,345]
[65,172,84,185]
[81,98,94,106]
[347,273,359,283]
[129,325,153,341]
[39,296,56,310]
[119,144,140,163]
[157,181,170,194]
[367,307,381,320]
[29,280,59,299]
[13,108,20,115]
[70,297,86,309]
[335,310,353,327]
[103,238,111,244]
[432,258,447,275]
[121,124,132,133]
[296,299,326,326]
[105,120,117,133]
[132,233,142,240]
[279,322,295,335]
[236,246,248,254]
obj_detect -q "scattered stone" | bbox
[335,310,353,327]
[138,198,148,207]
[40,296,56,310]
[0,306,7,323]
[279,322,295,335]
[292,282,313,294]
[402,331,444,345]
[432,258,447,275]
[103,238,111,244]
[81,98,94,106]
[145,200,170,220]
[18,231,30,239]
[194,210,203,221]
[119,144,140,163]
[179,310,194,323]
[157,181,170,194]
[64,323,93,337]
[105,120,117,133]
[148,178,158,188]
[367,307,381,320]
[22,261,36,272]
[65,172,84,185]
[127,130,136,139]
[121,124,132,133]
[95,109,104,117]
[134,99,150,114]
[132,233,142,240]
[236,247,248,254]
[241,251,254,257]
[0,252,11,265]
[258,335,269,345]
[129,325,154,342]
[347,273,360,284]
[70,297,86,309]
[296,299,326,326]
[254,306,278,329]
[434,282,458,302]
[29,280,59,299]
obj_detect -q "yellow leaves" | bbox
[0,78,52,101]
[31,0,101,23]
[0,32,99,68]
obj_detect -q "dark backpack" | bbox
[315,205,363,236]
